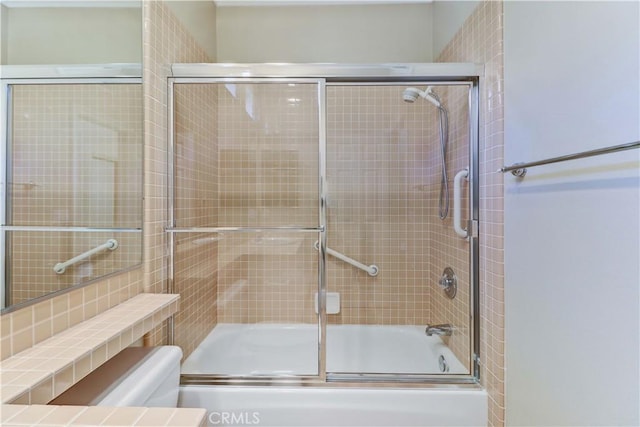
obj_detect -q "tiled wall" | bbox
[325,85,435,327]
[142,0,215,349]
[172,83,219,358]
[437,1,505,425]
[214,83,320,324]
[0,269,142,361]
[7,84,142,304]
[217,83,319,229]
[172,82,475,371]
[426,85,471,368]
[201,84,465,330]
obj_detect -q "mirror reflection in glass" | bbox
[0,1,143,312]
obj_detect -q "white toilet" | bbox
[97,346,182,407]
[51,346,183,407]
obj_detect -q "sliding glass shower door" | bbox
[171,80,323,377]
[168,64,480,384]
[324,83,473,376]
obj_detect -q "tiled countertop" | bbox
[1,404,206,426]
[0,293,180,405]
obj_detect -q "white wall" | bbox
[216,4,433,63]
[1,6,8,65]
[504,1,640,426]
[432,0,480,59]
[4,6,141,65]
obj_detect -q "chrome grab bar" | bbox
[499,140,640,177]
[53,239,118,274]
[314,241,379,277]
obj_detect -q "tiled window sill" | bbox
[0,293,179,405]
[1,404,206,426]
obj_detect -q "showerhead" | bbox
[402,87,423,103]
[402,86,441,108]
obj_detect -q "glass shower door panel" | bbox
[176,231,320,376]
[325,84,472,376]
[172,81,322,377]
[173,82,320,229]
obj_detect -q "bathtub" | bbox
[181,323,468,375]
[180,386,487,426]
[179,324,487,426]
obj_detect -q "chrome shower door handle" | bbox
[453,168,469,239]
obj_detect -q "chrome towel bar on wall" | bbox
[499,140,640,177]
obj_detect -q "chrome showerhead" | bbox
[402,86,441,108]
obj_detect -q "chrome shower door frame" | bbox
[166,63,482,387]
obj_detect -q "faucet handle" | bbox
[439,276,453,289]
[438,267,457,299]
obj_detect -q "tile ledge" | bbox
[1,404,206,427]
[0,294,180,405]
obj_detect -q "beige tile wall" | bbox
[142,0,215,347]
[437,1,506,425]
[213,83,320,324]
[172,83,219,359]
[326,85,435,327]
[217,83,320,228]
[1,268,142,362]
[174,82,476,372]
[216,232,319,324]
[427,85,472,369]
[7,84,142,304]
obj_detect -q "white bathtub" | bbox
[181,323,468,375]
[179,386,487,427]
[179,324,487,426]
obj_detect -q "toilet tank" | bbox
[97,346,182,407]
[51,346,183,407]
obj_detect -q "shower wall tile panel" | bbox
[217,83,320,228]
[216,83,320,324]
[142,0,215,348]
[216,233,318,324]
[426,85,471,369]
[438,1,506,425]
[173,84,219,359]
[325,85,435,326]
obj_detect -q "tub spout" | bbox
[425,324,453,337]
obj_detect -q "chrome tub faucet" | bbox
[425,324,453,336]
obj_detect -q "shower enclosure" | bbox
[167,63,480,385]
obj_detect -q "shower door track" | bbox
[166,63,482,386]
